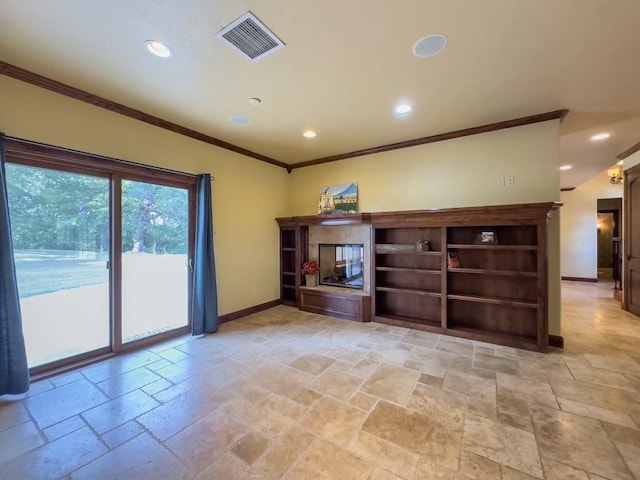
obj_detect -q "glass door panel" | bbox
[6,164,110,367]
[121,180,189,343]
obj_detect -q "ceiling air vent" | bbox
[216,12,285,62]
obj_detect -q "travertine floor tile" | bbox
[531,405,632,479]
[549,377,639,414]
[458,450,501,479]
[193,450,264,480]
[442,370,496,403]
[0,420,43,464]
[2,281,640,480]
[251,425,315,479]
[81,389,159,434]
[406,383,465,429]
[541,457,590,480]
[242,392,307,438]
[0,427,106,480]
[231,429,270,465]
[71,432,191,480]
[43,415,86,442]
[164,409,248,475]
[558,397,636,427]
[25,378,108,428]
[289,352,336,375]
[96,366,162,398]
[348,430,418,478]
[462,414,543,478]
[360,364,419,405]
[362,401,461,471]
[299,396,367,447]
[245,362,314,399]
[308,368,363,401]
[615,441,640,479]
[0,400,29,432]
[283,437,373,480]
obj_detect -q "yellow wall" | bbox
[289,121,563,335]
[288,122,560,214]
[0,75,290,315]
[0,74,563,336]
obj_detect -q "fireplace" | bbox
[318,243,364,290]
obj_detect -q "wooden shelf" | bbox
[376,267,441,274]
[282,284,296,290]
[282,271,296,276]
[447,244,536,251]
[376,250,441,256]
[282,247,296,252]
[374,314,442,332]
[447,293,537,309]
[446,326,537,349]
[448,268,536,277]
[376,286,441,297]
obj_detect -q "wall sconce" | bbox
[608,165,623,184]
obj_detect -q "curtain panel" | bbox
[0,134,30,395]
[192,174,218,335]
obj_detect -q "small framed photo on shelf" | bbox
[447,250,460,268]
[475,229,497,245]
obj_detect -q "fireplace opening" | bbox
[318,243,364,290]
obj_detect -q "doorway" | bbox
[4,139,196,374]
[596,198,622,286]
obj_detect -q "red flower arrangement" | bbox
[301,260,320,275]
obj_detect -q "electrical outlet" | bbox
[497,177,505,187]
[506,176,514,187]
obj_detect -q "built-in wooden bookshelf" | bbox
[278,202,560,352]
[277,222,309,306]
[370,203,559,352]
[373,226,444,330]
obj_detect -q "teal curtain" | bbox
[192,174,218,335]
[0,135,30,395]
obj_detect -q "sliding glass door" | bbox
[121,180,190,343]
[5,140,196,373]
[6,164,111,367]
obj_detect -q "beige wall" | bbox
[560,171,623,280]
[624,150,640,170]
[288,121,563,335]
[0,75,290,315]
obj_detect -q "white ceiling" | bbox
[1,0,639,188]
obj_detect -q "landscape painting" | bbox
[317,183,358,215]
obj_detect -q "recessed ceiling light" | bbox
[248,97,261,106]
[395,104,413,115]
[413,34,448,58]
[590,133,610,141]
[303,130,316,139]
[617,160,624,165]
[230,116,249,126]
[145,40,172,58]
[559,165,572,170]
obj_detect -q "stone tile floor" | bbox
[1,281,639,479]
